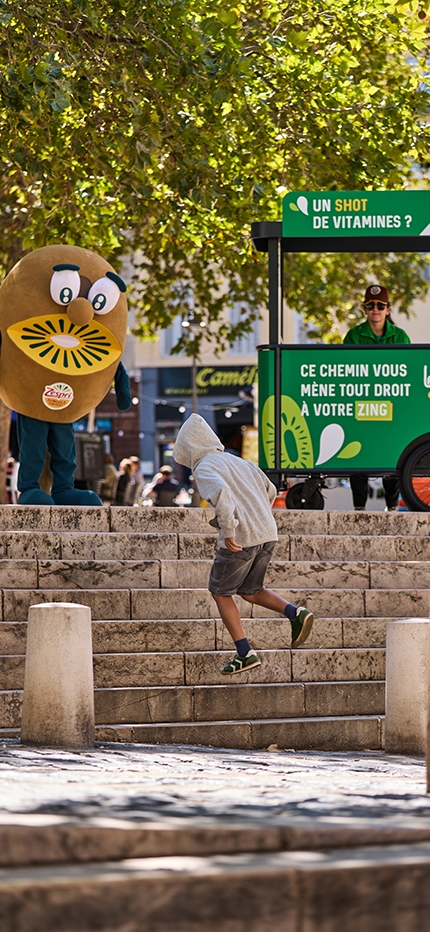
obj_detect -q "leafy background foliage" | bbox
[0,0,429,355]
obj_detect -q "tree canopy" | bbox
[0,0,429,351]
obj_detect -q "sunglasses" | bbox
[363,301,388,311]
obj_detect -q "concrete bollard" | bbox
[21,602,95,748]
[385,618,430,756]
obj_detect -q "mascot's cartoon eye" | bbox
[87,277,121,315]
[50,270,81,306]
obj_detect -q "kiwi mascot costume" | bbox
[0,245,131,505]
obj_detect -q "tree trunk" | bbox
[0,400,11,504]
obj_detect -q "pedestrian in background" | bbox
[130,455,144,503]
[151,465,179,507]
[100,453,118,504]
[113,458,135,506]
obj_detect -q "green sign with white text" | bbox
[282,190,430,238]
[258,345,430,473]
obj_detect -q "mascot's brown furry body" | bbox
[0,245,131,505]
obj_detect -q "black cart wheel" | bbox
[399,442,430,512]
[286,481,325,510]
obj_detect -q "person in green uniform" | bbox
[343,284,411,511]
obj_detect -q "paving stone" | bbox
[274,511,328,535]
[93,652,185,688]
[161,560,211,589]
[92,619,216,654]
[60,532,177,561]
[266,561,369,589]
[192,683,305,722]
[370,561,430,590]
[3,589,131,622]
[364,589,430,617]
[131,589,251,621]
[250,714,382,751]
[178,535,218,560]
[0,690,22,727]
[3,533,61,560]
[98,720,254,749]
[48,507,110,532]
[328,511,430,537]
[38,560,160,590]
[342,617,394,649]
[109,507,218,534]
[176,535,291,562]
[291,535,397,562]
[0,507,51,531]
[214,617,342,651]
[185,650,292,687]
[304,681,385,717]
[254,589,365,618]
[0,562,37,589]
[0,622,27,654]
[292,648,385,683]
[0,656,25,689]
[395,537,430,561]
[95,686,193,724]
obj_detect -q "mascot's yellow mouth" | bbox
[7,314,122,376]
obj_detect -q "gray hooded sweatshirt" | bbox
[173,414,278,549]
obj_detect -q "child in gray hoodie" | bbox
[173,414,314,675]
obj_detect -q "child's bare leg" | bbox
[242,588,314,648]
[211,594,247,642]
[242,588,289,613]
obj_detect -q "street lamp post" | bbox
[191,354,198,415]
[181,316,206,415]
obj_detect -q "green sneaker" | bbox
[291,607,314,649]
[220,649,261,675]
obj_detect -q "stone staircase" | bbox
[1,505,430,750]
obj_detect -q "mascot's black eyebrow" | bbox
[106,271,127,293]
[52,264,80,271]
[52,265,126,293]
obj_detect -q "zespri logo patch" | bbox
[42,382,74,410]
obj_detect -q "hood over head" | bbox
[173,414,224,470]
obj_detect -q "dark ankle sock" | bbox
[235,637,251,657]
[284,603,297,621]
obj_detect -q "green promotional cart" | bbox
[252,190,430,511]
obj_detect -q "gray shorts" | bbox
[208,541,276,597]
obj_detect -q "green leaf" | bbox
[337,442,360,460]
[217,10,239,26]
[289,203,299,211]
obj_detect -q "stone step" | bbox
[290,534,430,562]
[0,531,180,561]
[0,647,385,690]
[0,505,429,537]
[0,681,385,729]
[1,587,428,621]
[4,530,430,564]
[0,558,428,592]
[96,713,384,750]
[0,616,396,655]
[181,533,430,562]
[161,559,370,589]
[4,809,430,871]
[5,838,430,932]
[163,559,430,591]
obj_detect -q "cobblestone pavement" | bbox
[0,740,428,826]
